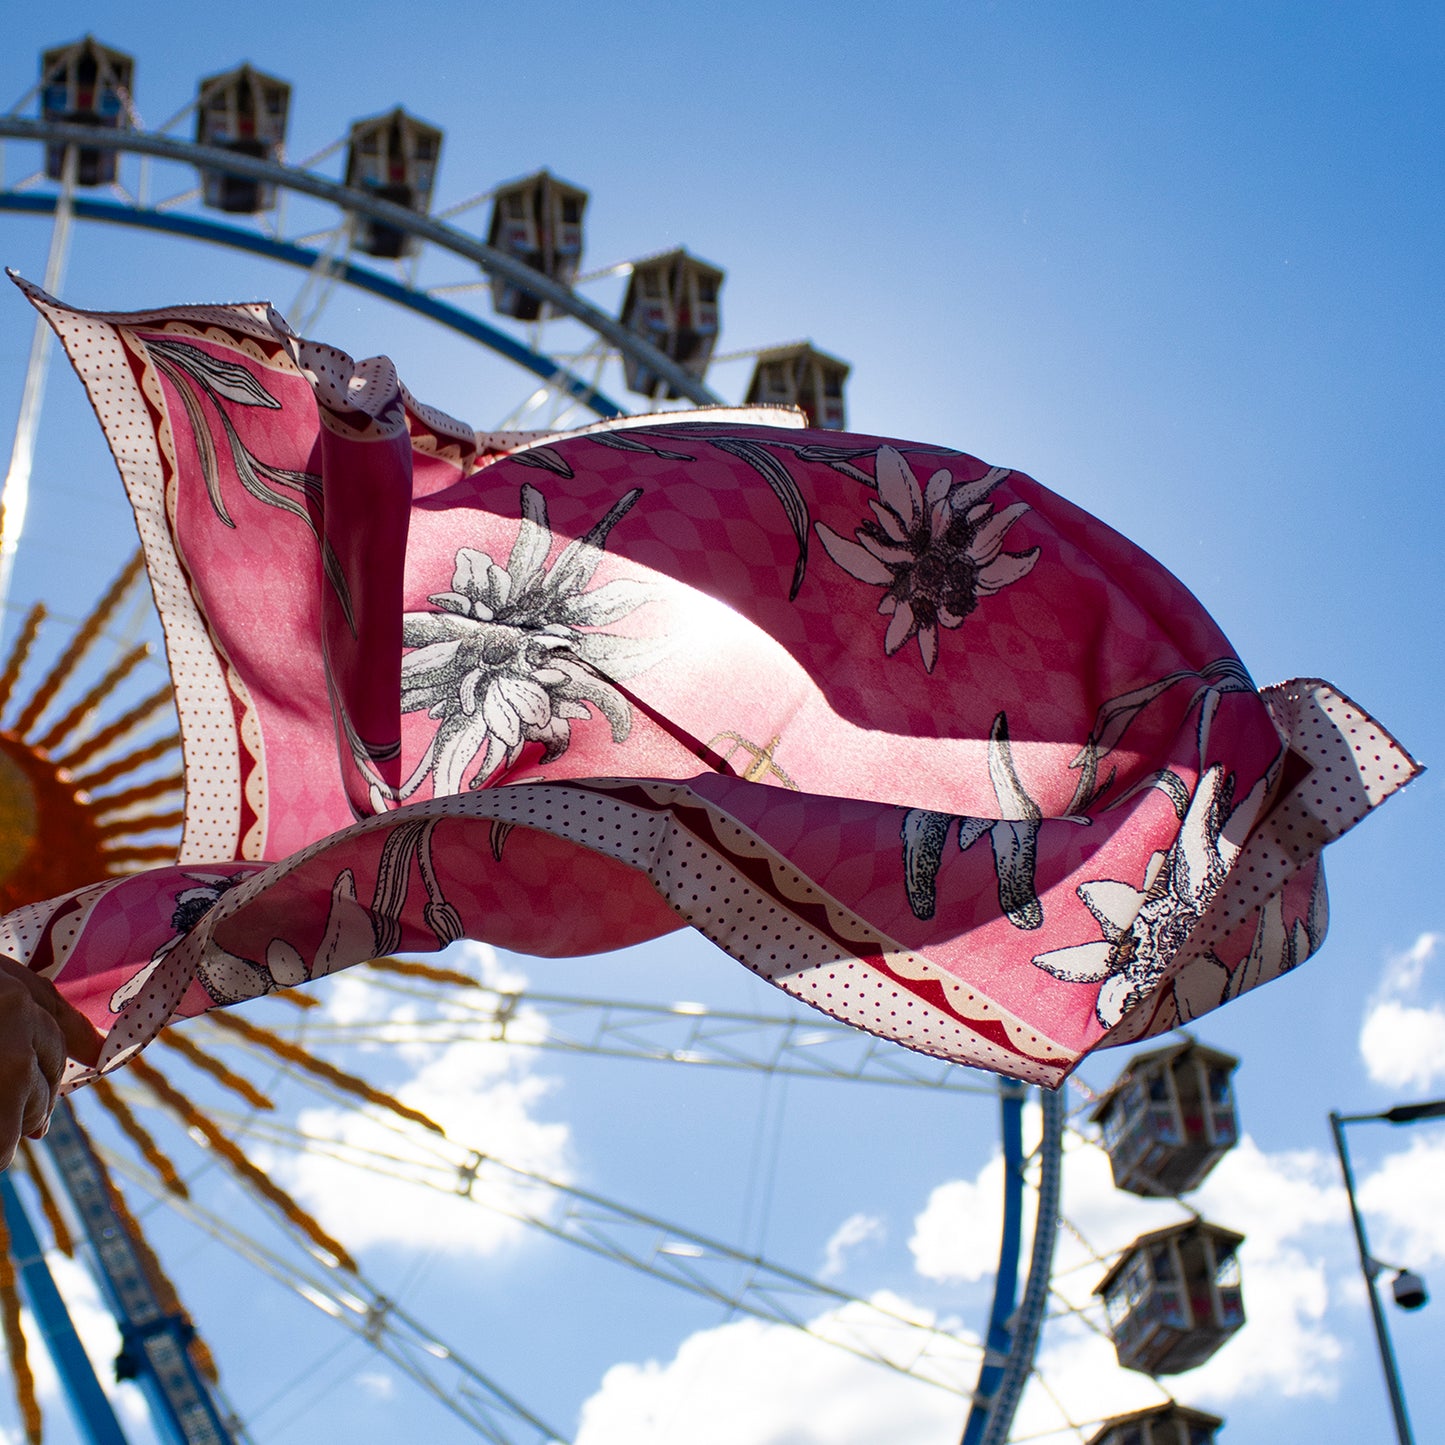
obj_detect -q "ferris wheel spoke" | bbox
[288,223,353,336]
[153,184,204,213]
[435,186,498,223]
[100,1150,569,1445]
[0,135,74,615]
[259,971,1000,1093]
[176,1106,993,1397]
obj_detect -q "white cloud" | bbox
[1189,1246,1341,1400]
[1050,1134,1185,1279]
[1359,932,1445,1090]
[909,1156,1008,1284]
[1191,1137,1345,1254]
[820,1213,885,1281]
[354,1370,396,1400]
[907,1131,1180,1437]
[1359,1001,1445,1092]
[552,1105,1370,1445]
[258,956,573,1257]
[575,1295,969,1445]
[1013,1317,1170,1442]
[1358,1134,1445,1267]
[281,1064,569,1257]
[1380,931,1442,995]
[1178,1138,1348,1398]
[908,1098,1052,1284]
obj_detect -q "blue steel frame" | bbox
[962,1082,1027,1445]
[0,115,725,409]
[41,1100,235,1445]
[0,192,626,419]
[1,1174,130,1445]
[960,1084,1065,1445]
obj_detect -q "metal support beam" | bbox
[0,140,75,621]
[0,1173,130,1445]
[960,1079,1026,1445]
[42,1102,237,1445]
[260,980,999,1092]
[101,1150,566,1445]
[170,1100,993,1397]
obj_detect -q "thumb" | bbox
[0,954,106,1068]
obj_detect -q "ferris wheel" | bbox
[0,37,1248,1445]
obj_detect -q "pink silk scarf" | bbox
[10,279,1420,1089]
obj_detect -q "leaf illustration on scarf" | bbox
[369,817,428,955]
[153,348,233,525]
[264,819,461,992]
[793,443,893,465]
[705,435,812,599]
[901,712,1057,927]
[1064,657,1256,814]
[511,446,575,478]
[146,336,283,410]
[148,337,357,635]
[263,868,378,989]
[586,430,696,461]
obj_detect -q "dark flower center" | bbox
[912,550,951,593]
[481,635,520,667]
[893,544,982,630]
[945,512,984,551]
[171,882,236,932]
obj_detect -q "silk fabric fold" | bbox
[11,280,1419,1088]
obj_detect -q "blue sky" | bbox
[0,3,1442,1443]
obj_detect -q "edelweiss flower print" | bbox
[1033,765,1262,1028]
[398,484,651,801]
[814,448,1038,672]
[6,278,1420,1091]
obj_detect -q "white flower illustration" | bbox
[814,447,1039,672]
[401,484,654,796]
[1031,765,1266,1027]
[1170,866,1328,1025]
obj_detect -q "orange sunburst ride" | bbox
[0,552,182,915]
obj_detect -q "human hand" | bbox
[0,954,104,1169]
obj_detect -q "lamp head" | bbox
[1383,1099,1445,1124]
[1391,1269,1428,1311]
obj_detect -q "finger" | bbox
[20,1056,53,1139]
[21,1011,66,1142]
[54,1001,104,1068]
[0,1081,28,1170]
[30,1011,67,1086]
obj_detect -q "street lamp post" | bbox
[1329,1098,1445,1445]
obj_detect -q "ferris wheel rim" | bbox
[0,190,626,419]
[0,115,724,409]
